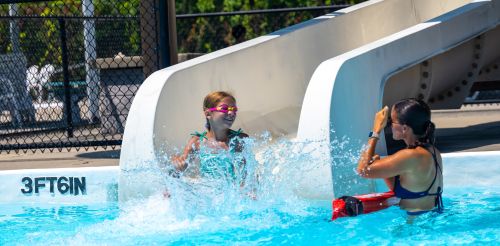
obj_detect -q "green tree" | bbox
[0,0,365,68]
[175,0,365,53]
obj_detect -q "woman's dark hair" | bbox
[393,98,435,145]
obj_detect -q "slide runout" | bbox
[119,0,473,201]
[297,0,500,198]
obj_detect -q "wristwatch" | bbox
[368,131,380,139]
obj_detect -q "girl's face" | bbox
[390,107,404,140]
[206,97,237,130]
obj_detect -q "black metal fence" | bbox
[0,0,353,153]
[0,0,160,153]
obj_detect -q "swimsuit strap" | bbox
[427,145,444,213]
[228,128,243,138]
[431,145,443,174]
[190,128,243,144]
[426,145,444,212]
[191,129,243,142]
[425,145,442,194]
[190,131,208,141]
[434,187,444,212]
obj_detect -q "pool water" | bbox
[1,186,498,245]
[1,137,499,245]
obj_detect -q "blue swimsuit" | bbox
[191,129,244,179]
[393,145,443,215]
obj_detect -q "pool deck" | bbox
[433,103,500,152]
[1,104,499,171]
[0,148,120,171]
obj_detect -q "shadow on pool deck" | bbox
[432,104,500,153]
[436,120,500,153]
[76,150,121,159]
[0,148,120,171]
[0,104,499,171]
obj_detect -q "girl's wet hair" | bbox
[393,98,435,145]
[203,91,236,130]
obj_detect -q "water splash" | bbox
[56,132,371,244]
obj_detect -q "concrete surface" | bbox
[433,104,500,153]
[0,148,120,171]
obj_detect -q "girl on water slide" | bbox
[171,91,249,184]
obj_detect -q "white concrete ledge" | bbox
[0,166,118,204]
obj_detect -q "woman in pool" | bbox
[357,98,443,216]
[171,91,249,182]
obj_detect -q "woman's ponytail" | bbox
[419,121,435,145]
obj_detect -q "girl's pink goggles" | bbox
[208,104,238,113]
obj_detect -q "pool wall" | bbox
[0,166,118,204]
[0,151,498,204]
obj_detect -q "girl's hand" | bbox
[171,155,188,171]
[373,106,389,133]
[246,191,257,200]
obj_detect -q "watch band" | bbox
[368,131,380,139]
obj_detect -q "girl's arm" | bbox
[231,133,253,190]
[172,136,198,171]
[234,133,249,185]
[232,132,249,152]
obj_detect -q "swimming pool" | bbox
[0,151,499,245]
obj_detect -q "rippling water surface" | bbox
[1,136,498,245]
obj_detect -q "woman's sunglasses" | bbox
[388,118,402,125]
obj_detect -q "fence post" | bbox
[8,4,20,53]
[139,0,177,74]
[58,18,74,138]
[140,0,159,77]
[158,0,178,68]
[82,0,100,123]
[166,0,178,66]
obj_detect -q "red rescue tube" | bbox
[331,191,399,220]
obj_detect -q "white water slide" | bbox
[120,0,500,201]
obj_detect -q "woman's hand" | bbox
[373,106,389,133]
[370,154,380,164]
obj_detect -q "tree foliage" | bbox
[0,0,142,71]
[175,0,365,53]
[0,0,365,68]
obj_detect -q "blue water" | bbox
[1,137,499,245]
[1,186,498,245]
